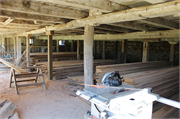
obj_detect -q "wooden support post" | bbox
[26,34,31,70]
[84,24,94,87]
[77,40,80,60]
[142,41,149,62]
[46,31,54,80]
[16,36,21,61]
[13,37,17,60]
[7,38,10,53]
[122,40,127,63]
[168,41,178,65]
[56,40,59,52]
[102,41,105,59]
[71,40,74,52]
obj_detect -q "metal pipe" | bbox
[157,97,180,109]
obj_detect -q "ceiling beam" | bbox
[0,10,69,23]
[2,17,14,25]
[32,0,128,13]
[144,0,169,4]
[36,29,179,41]
[95,25,131,33]
[0,0,88,19]
[109,21,156,31]
[138,17,179,29]
[16,0,179,36]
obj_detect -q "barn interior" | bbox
[0,0,179,119]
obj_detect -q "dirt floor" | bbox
[0,69,90,119]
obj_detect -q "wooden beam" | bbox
[26,34,31,70]
[0,10,69,23]
[37,29,179,41]
[142,41,149,62]
[46,31,54,80]
[139,18,179,29]
[142,38,161,42]
[122,40,127,63]
[0,1,88,19]
[96,25,131,33]
[169,43,175,65]
[102,41,105,59]
[77,40,80,60]
[32,0,128,13]
[21,0,180,35]
[14,37,17,60]
[145,0,168,4]
[109,21,156,31]
[56,40,59,52]
[84,24,94,87]
[2,17,14,25]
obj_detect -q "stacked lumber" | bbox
[123,66,179,98]
[0,99,19,119]
[30,52,82,62]
[95,61,172,82]
[36,59,115,79]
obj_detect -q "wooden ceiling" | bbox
[0,0,179,37]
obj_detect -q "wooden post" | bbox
[102,41,105,59]
[71,40,74,52]
[122,40,127,63]
[168,41,178,65]
[13,37,17,60]
[16,36,21,62]
[77,40,80,60]
[56,40,59,52]
[26,34,31,69]
[84,24,94,87]
[142,41,149,62]
[7,38,10,53]
[46,31,54,80]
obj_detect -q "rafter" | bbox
[95,25,131,33]
[2,17,14,25]
[32,0,128,13]
[16,0,179,36]
[0,0,88,19]
[138,18,179,29]
[109,21,156,31]
[0,10,69,23]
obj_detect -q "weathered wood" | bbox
[102,41,105,59]
[84,24,94,87]
[2,17,14,25]
[16,36,21,62]
[32,0,128,13]
[0,102,16,119]
[77,40,80,60]
[0,58,28,73]
[170,44,175,64]
[26,34,31,70]
[142,38,161,42]
[142,41,149,62]
[18,0,180,35]
[0,1,88,19]
[46,31,53,80]
[35,29,180,41]
[122,40,127,63]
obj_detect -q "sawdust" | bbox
[0,70,90,119]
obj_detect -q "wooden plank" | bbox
[0,1,88,19]
[32,0,128,13]
[0,58,28,73]
[17,82,45,87]
[18,0,180,35]
[2,17,14,25]
[142,42,149,62]
[0,102,16,119]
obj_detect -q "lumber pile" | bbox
[0,99,19,119]
[123,66,179,98]
[30,52,82,62]
[36,59,115,79]
[95,61,172,82]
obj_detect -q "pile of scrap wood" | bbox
[0,99,19,119]
[36,59,115,79]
